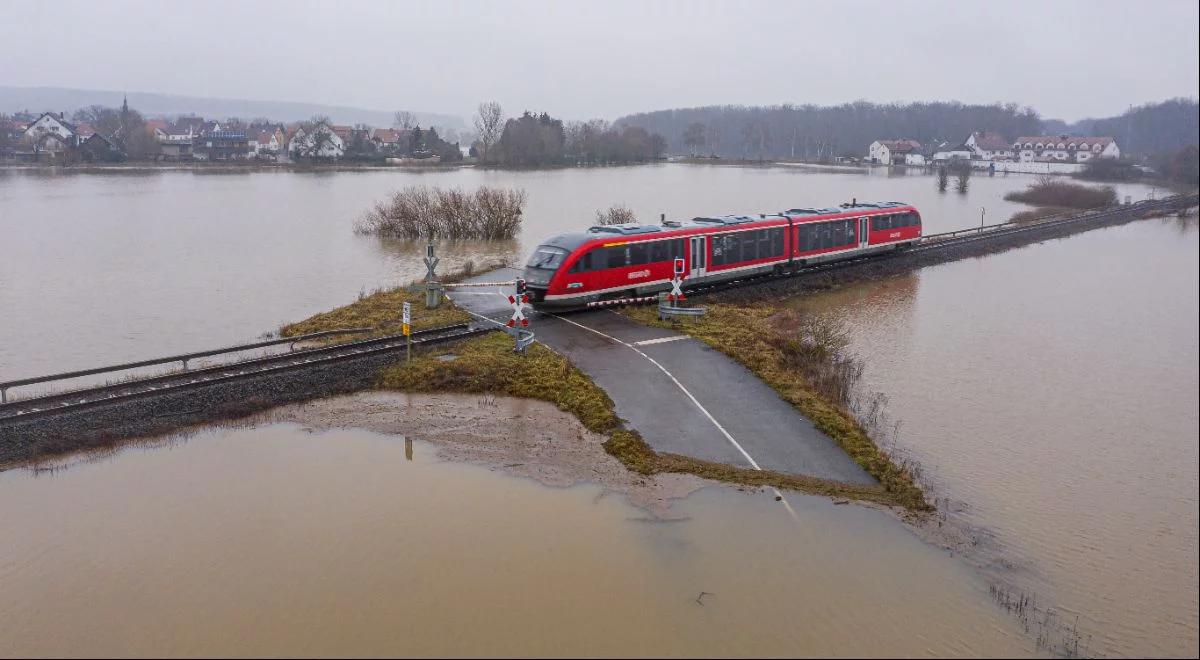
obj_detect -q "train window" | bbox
[629,242,648,266]
[568,250,593,273]
[712,233,739,266]
[605,246,627,268]
[737,232,751,261]
[527,246,568,270]
[757,230,771,258]
[650,240,668,262]
[770,228,783,256]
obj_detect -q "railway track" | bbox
[0,323,490,425]
[657,194,1199,303]
[5,194,1193,428]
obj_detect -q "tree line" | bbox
[613,101,1043,160]
[471,102,667,167]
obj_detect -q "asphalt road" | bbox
[446,268,874,485]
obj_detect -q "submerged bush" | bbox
[593,203,636,226]
[1004,176,1117,209]
[357,185,526,240]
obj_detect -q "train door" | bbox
[689,236,707,279]
[858,217,871,249]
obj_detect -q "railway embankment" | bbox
[728,198,1196,303]
[0,283,472,469]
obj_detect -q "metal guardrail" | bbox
[0,323,490,423]
[0,327,373,403]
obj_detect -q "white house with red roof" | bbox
[1013,135,1120,163]
[965,131,1015,160]
[868,139,924,165]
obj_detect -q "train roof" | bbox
[536,202,915,250]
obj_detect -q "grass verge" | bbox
[621,304,930,511]
[377,331,916,509]
[277,260,507,338]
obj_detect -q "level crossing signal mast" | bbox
[669,257,686,302]
[508,278,530,328]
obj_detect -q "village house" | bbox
[371,127,407,149]
[288,121,346,160]
[193,130,251,161]
[145,119,170,141]
[965,131,1015,160]
[79,133,125,163]
[1013,135,1120,163]
[929,141,973,163]
[867,139,924,165]
[20,112,78,160]
[249,127,285,156]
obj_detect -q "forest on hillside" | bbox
[615,98,1198,163]
[614,101,1042,160]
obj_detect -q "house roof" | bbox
[971,131,1011,151]
[331,125,352,141]
[1014,135,1115,148]
[878,139,922,153]
[372,128,406,143]
[29,112,77,134]
[145,119,169,132]
[173,117,205,131]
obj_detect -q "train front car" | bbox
[521,232,591,307]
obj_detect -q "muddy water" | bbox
[0,165,1157,385]
[796,217,1200,657]
[0,422,1033,657]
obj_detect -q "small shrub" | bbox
[1004,177,1117,209]
[594,204,637,226]
[357,185,526,240]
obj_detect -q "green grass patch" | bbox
[377,331,921,509]
[622,304,930,511]
[280,286,470,338]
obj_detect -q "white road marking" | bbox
[550,312,800,521]
[633,335,688,347]
[551,313,761,469]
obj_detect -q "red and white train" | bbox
[523,201,922,308]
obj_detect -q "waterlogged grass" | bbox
[622,304,930,511]
[280,287,470,338]
[377,332,915,509]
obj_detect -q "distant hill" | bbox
[0,86,466,130]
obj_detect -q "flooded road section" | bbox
[796,217,1199,657]
[0,165,1157,385]
[0,414,1034,657]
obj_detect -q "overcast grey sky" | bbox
[3,0,1197,122]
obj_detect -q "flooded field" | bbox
[0,421,1034,657]
[796,217,1199,657]
[0,164,1158,383]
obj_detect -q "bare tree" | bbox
[954,162,972,193]
[393,111,416,130]
[682,122,706,156]
[594,204,636,226]
[472,101,504,162]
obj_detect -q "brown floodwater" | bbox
[795,217,1199,657]
[0,164,1158,387]
[0,422,1034,657]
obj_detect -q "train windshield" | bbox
[526,246,568,270]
